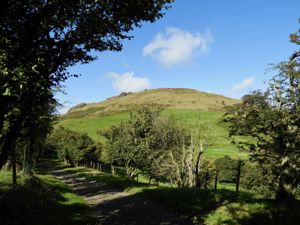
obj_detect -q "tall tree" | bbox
[224,20,300,201]
[0,0,173,170]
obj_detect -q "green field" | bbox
[58,109,247,160]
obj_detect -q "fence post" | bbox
[136,173,139,182]
[214,170,219,190]
[236,160,243,192]
[111,164,115,175]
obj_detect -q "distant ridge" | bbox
[65,88,240,118]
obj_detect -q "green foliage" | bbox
[204,200,300,225]
[101,106,219,189]
[241,162,277,198]
[48,126,99,166]
[215,156,237,183]
[225,86,300,201]
[0,170,29,191]
[225,27,300,200]
[0,0,173,180]
[197,158,216,189]
[146,116,190,183]
[101,106,189,181]
[204,202,266,225]
[58,109,246,160]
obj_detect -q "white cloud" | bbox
[107,72,151,93]
[143,27,213,67]
[230,77,255,94]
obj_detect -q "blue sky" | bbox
[57,0,300,113]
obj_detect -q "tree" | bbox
[190,122,216,187]
[241,162,277,198]
[101,106,159,177]
[49,126,98,166]
[214,156,237,183]
[0,0,174,173]
[101,106,219,188]
[146,116,190,185]
[224,24,300,200]
[289,18,300,62]
[101,106,190,183]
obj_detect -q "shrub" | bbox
[241,162,277,198]
[48,126,99,166]
[214,156,237,183]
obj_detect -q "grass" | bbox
[58,111,129,141]
[204,200,300,225]
[0,169,97,225]
[0,170,29,191]
[66,88,240,117]
[58,109,248,160]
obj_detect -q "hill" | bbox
[58,88,244,160]
[64,88,239,118]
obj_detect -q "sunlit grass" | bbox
[37,174,87,206]
[0,167,96,225]
[58,109,247,160]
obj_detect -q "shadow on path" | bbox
[48,166,194,225]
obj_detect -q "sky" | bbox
[56,0,300,114]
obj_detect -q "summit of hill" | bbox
[64,88,239,118]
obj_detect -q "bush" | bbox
[214,156,237,183]
[47,126,100,166]
[101,106,189,180]
[198,159,216,189]
[241,162,277,198]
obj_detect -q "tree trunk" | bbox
[186,145,194,187]
[136,173,139,182]
[0,118,23,170]
[214,170,219,190]
[125,161,137,177]
[12,147,17,189]
[111,164,116,175]
[23,137,34,176]
[276,172,297,202]
[195,147,204,188]
[0,130,18,170]
[236,160,242,192]
[204,171,210,189]
[169,151,182,187]
[34,143,45,168]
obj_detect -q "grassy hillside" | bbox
[58,88,244,160]
[64,88,240,118]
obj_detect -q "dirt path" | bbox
[49,168,194,225]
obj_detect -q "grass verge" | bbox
[0,169,96,225]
